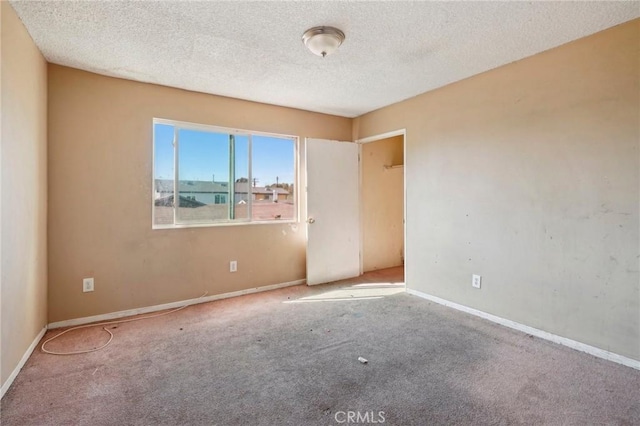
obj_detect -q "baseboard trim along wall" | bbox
[406,288,640,371]
[49,279,306,329]
[1,326,47,399]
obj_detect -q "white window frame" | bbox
[152,118,299,229]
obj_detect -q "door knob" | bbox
[307,217,315,224]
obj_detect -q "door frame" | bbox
[356,129,407,279]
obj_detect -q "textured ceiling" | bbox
[10,1,639,118]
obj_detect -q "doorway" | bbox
[304,133,405,286]
[358,132,405,275]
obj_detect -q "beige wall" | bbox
[362,136,404,272]
[1,2,48,387]
[354,20,640,360]
[47,65,351,322]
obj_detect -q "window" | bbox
[153,119,297,228]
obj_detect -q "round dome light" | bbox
[302,26,345,58]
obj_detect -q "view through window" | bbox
[153,120,296,227]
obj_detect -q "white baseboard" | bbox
[406,288,640,370]
[49,279,306,329]
[1,326,47,399]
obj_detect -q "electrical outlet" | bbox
[230,261,237,273]
[83,277,94,292]
[472,274,482,289]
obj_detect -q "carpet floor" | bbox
[2,267,639,425]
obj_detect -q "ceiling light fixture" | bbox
[302,26,345,58]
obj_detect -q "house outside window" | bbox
[153,119,297,228]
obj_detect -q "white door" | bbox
[306,138,360,285]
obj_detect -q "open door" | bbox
[306,138,360,285]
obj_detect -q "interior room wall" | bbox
[361,135,404,272]
[47,65,351,323]
[353,20,639,361]
[1,2,48,388]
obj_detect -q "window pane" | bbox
[251,136,295,221]
[177,129,230,223]
[153,119,297,228]
[153,123,175,226]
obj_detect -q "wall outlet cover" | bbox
[472,274,482,289]
[83,277,94,292]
